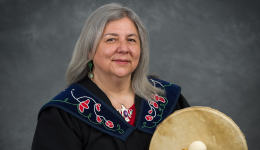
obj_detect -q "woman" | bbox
[32,3,189,150]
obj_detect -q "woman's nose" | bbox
[117,40,129,53]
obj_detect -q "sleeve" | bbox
[31,107,85,150]
[172,93,190,112]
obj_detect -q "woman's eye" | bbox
[128,39,136,42]
[107,38,115,42]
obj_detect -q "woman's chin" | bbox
[109,68,134,79]
[112,72,132,79]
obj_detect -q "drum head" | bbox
[149,107,247,150]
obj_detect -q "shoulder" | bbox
[38,106,83,129]
[148,76,180,86]
[147,76,189,110]
[148,76,181,93]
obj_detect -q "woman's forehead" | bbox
[102,17,139,36]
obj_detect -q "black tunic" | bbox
[32,78,190,150]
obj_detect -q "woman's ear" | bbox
[88,51,92,59]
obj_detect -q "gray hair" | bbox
[66,3,164,101]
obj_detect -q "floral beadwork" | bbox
[106,121,114,128]
[71,89,114,128]
[145,94,166,121]
[79,100,90,113]
[142,78,178,130]
[47,85,127,135]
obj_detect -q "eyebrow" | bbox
[104,33,139,38]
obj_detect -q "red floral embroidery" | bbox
[96,103,101,112]
[158,97,165,103]
[96,116,102,123]
[148,110,152,114]
[151,102,158,108]
[79,100,90,113]
[105,120,114,128]
[152,94,165,103]
[146,95,166,121]
[71,89,117,130]
[145,115,153,121]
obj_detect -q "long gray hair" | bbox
[66,3,164,101]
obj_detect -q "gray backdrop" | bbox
[1,0,260,149]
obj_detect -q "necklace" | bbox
[91,79,132,122]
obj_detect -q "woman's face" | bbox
[92,17,141,79]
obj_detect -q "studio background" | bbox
[1,0,260,149]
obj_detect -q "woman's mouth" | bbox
[113,59,130,64]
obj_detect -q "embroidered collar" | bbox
[136,78,181,134]
[39,77,181,141]
[79,78,142,126]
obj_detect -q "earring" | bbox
[88,61,93,79]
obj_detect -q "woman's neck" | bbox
[91,69,135,110]
[92,71,132,95]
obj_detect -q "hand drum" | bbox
[149,107,247,150]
